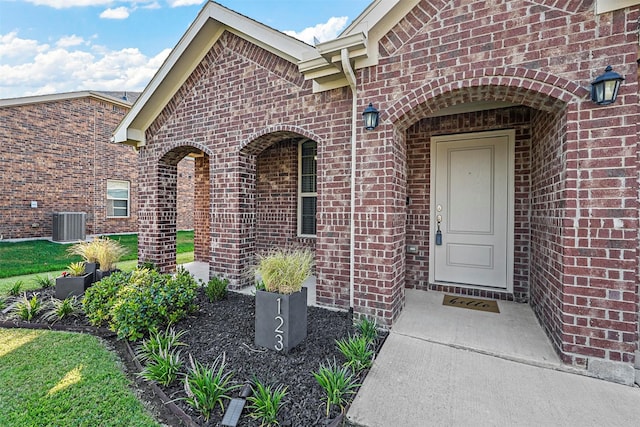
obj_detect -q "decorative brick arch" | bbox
[387,67,588,130]
[240,125,325,156]
[157,140,214,165]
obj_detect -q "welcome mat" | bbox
[442,295,500,313]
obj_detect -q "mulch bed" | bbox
[0,286,385,426]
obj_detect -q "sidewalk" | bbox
[347,290,640,426]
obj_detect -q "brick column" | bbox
[352,125,407,326]
[193,155,211,263]
[137,154,177,273]
[209,153,255,288]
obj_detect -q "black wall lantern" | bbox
[591,66,624,105]
[362,103,380,130]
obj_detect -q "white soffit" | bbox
[113,1,315,146]
[596,0,640,14]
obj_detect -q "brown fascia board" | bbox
[0,91,134,109]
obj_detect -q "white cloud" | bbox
[57,35,85,47]
[167,0,204,7]
[24,0,112,9]
[0,32,171,98]
[283,16,348,45]
[0,32,49,58]
[100,6,130,19]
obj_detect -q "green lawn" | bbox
[0,252,195,296]
[0,328,160,426]
[0,231,194,278]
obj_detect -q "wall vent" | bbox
[52,212,86,242]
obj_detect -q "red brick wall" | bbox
[0,96,194,241]
[0,96,136,239]
[177,157,194,231]
[405,107,532,301]
[137,1,639,373]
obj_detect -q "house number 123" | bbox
[274,298,284,351]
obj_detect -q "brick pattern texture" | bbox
[0,95,194,240]
[136,1,639,373]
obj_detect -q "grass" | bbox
[0,231,194,279]
[0,252,194,296]
[0,328,159,426]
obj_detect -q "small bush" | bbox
[33,275,54,289]
[336,336,374,372]
[42,296,82,322]
[183,353,239,421]
[110,268,198,340]
[139,348,183,386]
[355,316,379,345]
[9,280,23,296]
[204,276,228,302]
[136,326,188,363]
[83,271,129,327]
[256,248,313,294]
[247,378,287,427]
[137,327,187,386]
[313,359,360,417]
[67,262,86,276]
[11,293,42,321]
[138,261,157,271]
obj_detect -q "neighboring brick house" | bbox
[114,1,640,384]
[0,91,194,240]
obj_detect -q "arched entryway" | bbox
[388,69,587,363]
[236,127,322,294]
[137,143,212,274]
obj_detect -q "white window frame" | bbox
[106,180,130,218]
[298,139,317,237]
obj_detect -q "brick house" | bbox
[0,91,194,240]
[114,1,640,384]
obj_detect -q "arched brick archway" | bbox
[231,127,322,287]
[380,69,596,366]
[138,142,213,273]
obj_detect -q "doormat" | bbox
[442,295,500,313]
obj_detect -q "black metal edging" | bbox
[123,340,200,427]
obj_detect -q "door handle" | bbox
[435,215,442,245]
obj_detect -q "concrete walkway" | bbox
[347,290,640,426]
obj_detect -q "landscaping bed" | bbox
[0,284,384,426]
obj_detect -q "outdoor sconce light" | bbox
[591,66,624,105]
[362,103,380,131]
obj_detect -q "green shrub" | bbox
[110,268,198,341]
[136,326,188,363]
[42,296,82,322]
[83,271,129,327]
[9,280,23,296]
[183,353,239,421]
[336,336,374,372]
[139,347,183,386]
[33,274,54,289]
[247,378,287,426]
[204,276,228,302]
[11,293,42,321]
[355,316,379,345]
[313,359,359,417]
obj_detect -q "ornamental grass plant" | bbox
[256,248,313,295]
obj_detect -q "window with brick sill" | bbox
[107,180,130,218]
[298,139,317,237]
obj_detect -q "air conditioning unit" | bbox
[52,212,86,242]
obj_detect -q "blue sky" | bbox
[0,0,371,98]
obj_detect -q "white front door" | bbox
[430,130,514,290]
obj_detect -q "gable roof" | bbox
[113,1,317,146]
[0,91,136,109]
